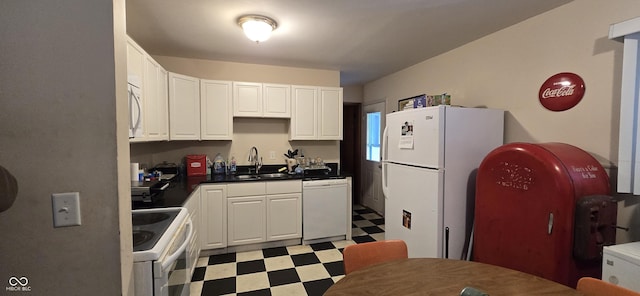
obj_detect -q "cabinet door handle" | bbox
[548,213,554,235]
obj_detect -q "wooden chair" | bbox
[342,240,408,275]
[577,277,640,296]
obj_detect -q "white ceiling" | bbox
[126,0,572,86]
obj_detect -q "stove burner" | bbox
[133,230,155,248]
[132,213,170,226]
[132,209,181,253]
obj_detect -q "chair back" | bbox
[342,240,408,275]
[577,277,640,296]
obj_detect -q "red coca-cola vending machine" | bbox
[473,142,617,288]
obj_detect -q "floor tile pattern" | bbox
[190,204,384,296]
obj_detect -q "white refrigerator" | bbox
[382,105,503,259]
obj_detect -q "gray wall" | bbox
[0,0,130,294]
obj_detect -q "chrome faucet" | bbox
[248,146,262,174]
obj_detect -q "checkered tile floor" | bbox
[190,204,385,296]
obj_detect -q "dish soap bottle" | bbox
[229,157,237,174]
[213,153,225,175]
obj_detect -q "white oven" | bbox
[133,207,195,296]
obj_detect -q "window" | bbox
[366,112,381,162]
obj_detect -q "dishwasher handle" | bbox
[303,180,347,188]
[304,183,332,188]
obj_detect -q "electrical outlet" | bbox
[269,151,276,160]
[51,192,82,227]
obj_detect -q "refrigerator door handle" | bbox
[381,126,390,199]
[381,125,388,162]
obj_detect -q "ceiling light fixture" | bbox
[237,15,278,43]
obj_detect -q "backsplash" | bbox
[130,118,340,171]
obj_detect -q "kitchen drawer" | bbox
[227,182,266,197]
[266,180,301,194]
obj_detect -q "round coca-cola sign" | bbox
[538,72,585,111]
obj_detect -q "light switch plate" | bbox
[51,192,81,227]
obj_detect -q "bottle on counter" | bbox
[229,157,237,174]
[213,153,226,175]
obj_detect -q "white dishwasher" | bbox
[303,178,349,244]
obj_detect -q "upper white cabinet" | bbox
[127,38,341,142]
[318,87,343,140]
[233,82,291,118]
[126,36,169,142]
[144,56,169,141]
[263,84,291,118]
[290,86,318,140]
[126,38,146,142]
[169,72,200,140]
[233,82,262,117]
[201,80,233,140]
[290,86,343,140]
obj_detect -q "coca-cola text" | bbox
[541,85,576,99]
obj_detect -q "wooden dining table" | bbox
[324,258,583,296]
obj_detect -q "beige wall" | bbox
[130,120,340,169]
[130,57,342,168]
[364,0,640,243]
[343,85,364,103]
[155,55,339,86]
[0,0,127,295]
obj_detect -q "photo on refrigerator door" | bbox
[399,122,414,149]
[401,121,414,135]
[403,210,412,229]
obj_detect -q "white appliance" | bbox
[128,74,143,138]
[133,207,195,296]
[382,106,503,259]
[302,178,350,244]
[602,242,640,292]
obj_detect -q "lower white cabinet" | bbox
[267,193,302,241]
[200,184,227,250]
[196,181,301,249]
[226,181,302,246]
[227,195,266,245]
[183,187,201,270]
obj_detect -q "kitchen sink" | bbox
[234,175,260,180]
[259,173,288,179]
[233,173,290,180]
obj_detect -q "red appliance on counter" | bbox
[186,154,206,176]
[473,142,616,288]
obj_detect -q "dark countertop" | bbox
[132,163,348,210]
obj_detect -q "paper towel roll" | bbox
[130,163,139,181]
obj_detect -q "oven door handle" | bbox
[161,218,193,271]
